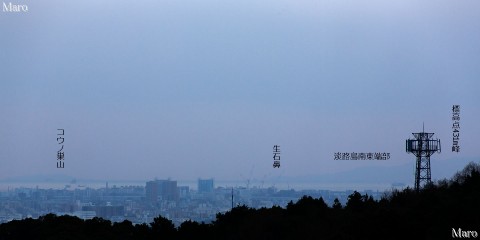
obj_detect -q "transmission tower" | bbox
[406,124,441,191]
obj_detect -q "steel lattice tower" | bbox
[406,125,441,191]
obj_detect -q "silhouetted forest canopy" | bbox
[1,162,479,240]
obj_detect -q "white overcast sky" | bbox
[0,0,479,186]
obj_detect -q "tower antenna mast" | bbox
[406,124,441,191]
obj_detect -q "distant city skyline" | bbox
[0,156,476,192]
[1,0,479,188]
[0,175,387,225]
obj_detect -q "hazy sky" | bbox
[1,0,479,187]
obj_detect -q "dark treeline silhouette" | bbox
[1,162,479,239]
